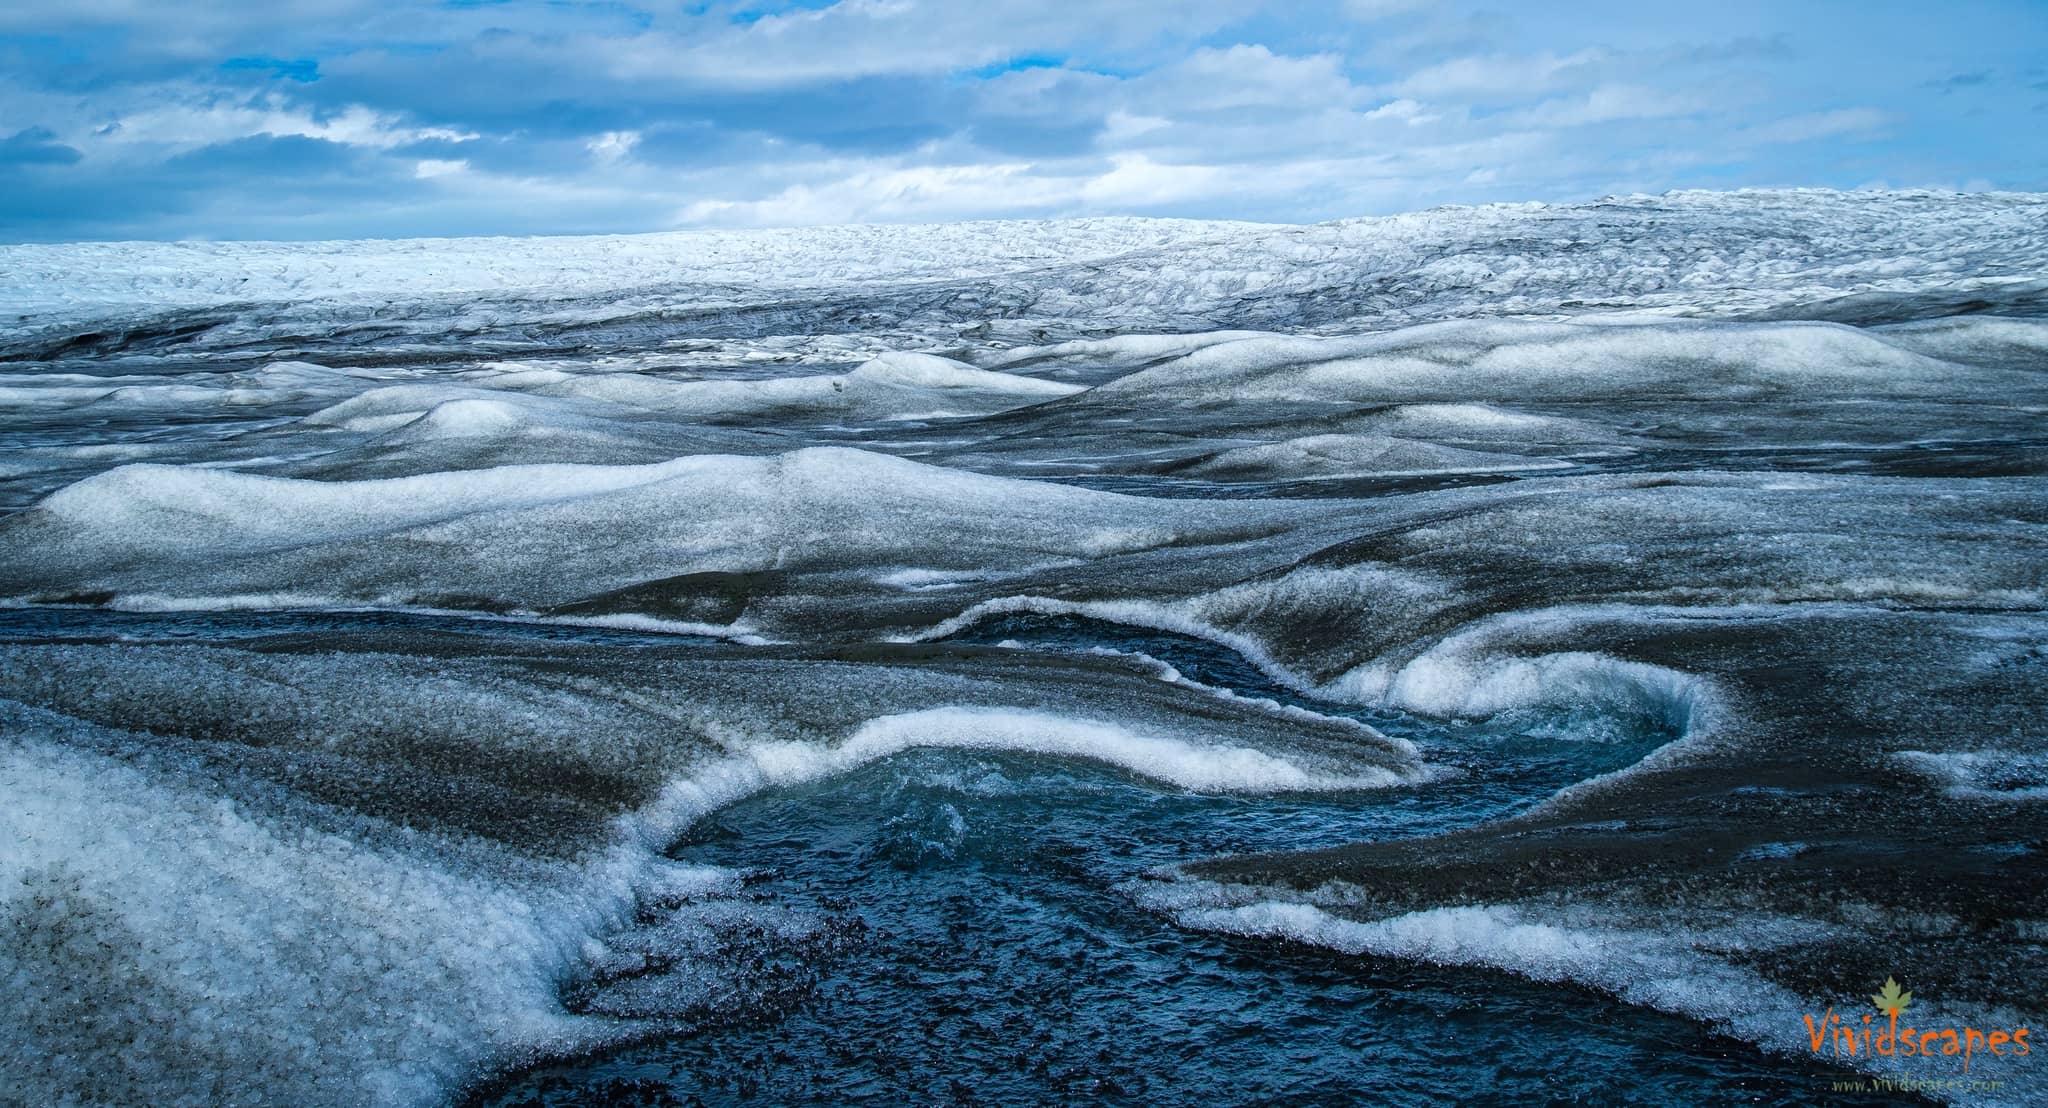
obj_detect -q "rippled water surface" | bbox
[475,741,1894,1107]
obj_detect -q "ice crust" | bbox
[1137,880,2039,1108]
[1180,433,1569,480]
[1084,318,2013,404]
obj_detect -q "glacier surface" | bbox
[1,189,2044,1106]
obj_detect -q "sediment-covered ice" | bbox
[1179,433,1568,481]
[1082,319,2014,404]
[1870,315,2048,365]
[539,351,1080,422]
[0,702,619,1107]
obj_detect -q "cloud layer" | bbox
[1,0,2042,241]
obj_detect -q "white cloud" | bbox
[1363,98,1438,126]
[1100,110,1171,142]
[82,95,476,155]
[668,152,1246,228]
[585,130,641,165]
[1745,108,1889,145]
[676,160,1063,226]
[662,122,1568,230]
[1515,85,1702,127]
[1152,45,1360,113]
[1394,49,1605,101]
[1079,152,1225,207]
[602,0,1256,90]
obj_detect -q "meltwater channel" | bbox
[75,611,1895,1108]
[0,606,1912,1105]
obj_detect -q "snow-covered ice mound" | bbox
[1178,434,1569,481]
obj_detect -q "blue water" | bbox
[434,616,1911,1107]
[464,745,1909,1106]
[0,605,726,649]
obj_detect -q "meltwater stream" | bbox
[457,618,1908,1108]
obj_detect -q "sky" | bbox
[1,0,2043,242]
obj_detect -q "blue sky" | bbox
[1,0,2042,241]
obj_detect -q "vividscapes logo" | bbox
[1806,977,2030,1073]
